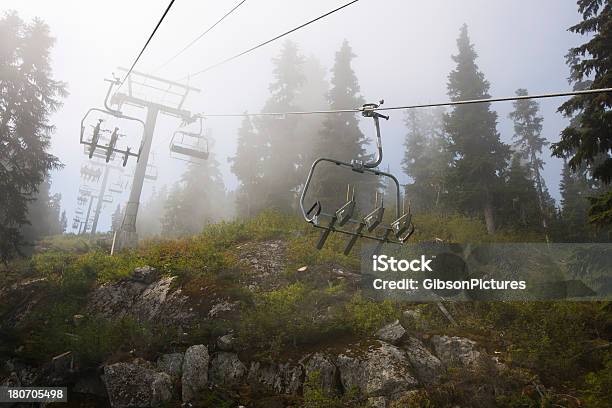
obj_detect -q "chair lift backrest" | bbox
[169,116,209,161]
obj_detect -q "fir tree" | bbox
[255,40,305,212]
[0,12,66,263]
[402,108,449,211]
[559,160,594,241]
[111,204,123,233]
[443,24,510,234]
[230,116,266,218]
[508,88,550,236]
[552,0,612,224]
[308,40,379,212]
[500,154,541,229]
[162,143,227,237]
[59,210,67,234]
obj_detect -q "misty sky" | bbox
[3,0,586,232]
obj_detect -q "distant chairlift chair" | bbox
[169,116,209,162]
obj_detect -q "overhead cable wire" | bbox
[155,0,248,72]
[197,88,612,118]
[119,0,178,87]
[178,0,360,80]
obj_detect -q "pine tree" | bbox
[308,40,379,213]
[294,55,329,178]
[255,40,305,212]
[230,116,266,218]
[508,88,550,236]
[402,108,449,211]
[552,0,612,224]
[443,24,510,234]
[162,145,227,237]
[559,160,594,241]
[0,12,66,263]
[500,154,541,229]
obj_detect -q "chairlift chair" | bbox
[169,116,209,162]
[79,78,145,167]
[299,101,415,255]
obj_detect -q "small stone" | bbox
[130,266,158,284]
[157,353,184,379]
[297,266,308,272]
[376,320,406,345]
[182,345,210,402]
[217,334,237,351]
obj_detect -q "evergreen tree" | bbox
[59,210,67,234]
[162,145,227,237]
[0,12,66,263]
[135,186,167,236]
[255,40,305,212]
[402,108,449,211]
[552,0,612,224]
[443,24,510,234]
[500,154,542,229]
[308,40,379,213]
[559,160,595,241]
[230,116,266,218]
[294,55,329,177]
[508,88,550,236]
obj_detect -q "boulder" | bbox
[402,337,444,384]
[336,341,418,398]
[376,320,406,345]
[157,353,184,380]
[181,345,210,402]
[301,353,339,396]
[209,352,247,387]
[73,374,107,397]
[402,309,429,331]
[367,396,387,408]
[247,361,303,395]
[132,276,176,322]
[431,335,481,367]
[102,362,172,408]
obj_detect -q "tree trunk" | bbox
[484,199,496,234]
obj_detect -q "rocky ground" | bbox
[0,240,572,407]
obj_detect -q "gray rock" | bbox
[301,353,339,396]
[131,266,159,284]
[336,341,418,398]
[181,345,209,402]
[132,276,176,322]
[209,352,247,387]
[402,337,444,384]
[73,374,107,397]
[102,362,172,408]
[368,396,387,408]
[402,309,429,330]
[208,300,238,318]
[431,335,481,367]
[376,320,406,345]
[157,353,184,380]
[247,361,303,395]
[217,334,237,351]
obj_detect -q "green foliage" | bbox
[342,295,399,335]
[443,24,510,233]
[0,11,67,263]
[581,352,612,408]
[239,283,342,355]
[303,371,365,408]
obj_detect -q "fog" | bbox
[3,0,584,232]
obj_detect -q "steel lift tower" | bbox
[110,68,200,249]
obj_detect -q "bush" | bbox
[343,294,399,335]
